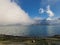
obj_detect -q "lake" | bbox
[0,25,60,45]
[0,25,60,37]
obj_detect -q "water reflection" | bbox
[0,25,48,37]
[0,26,29,36]
[27,25,60,37]
[0,25,60,45]
[0,25,60,37]
[47,25,60,36]
[28,25,48,37]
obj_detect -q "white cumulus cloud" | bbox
[46,5,54,17]
[0,0,34,25]
[46,5,54,20]
[39,5,54,20]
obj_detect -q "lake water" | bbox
[0,25,60,45]
[0,25,60,37]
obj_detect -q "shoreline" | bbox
[0,34,60,45]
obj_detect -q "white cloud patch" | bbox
[33,17,42,20]
[46,5,54,20]
[41,0,60,6]
[48,0,60,3]
[39,8,44,14]
[0,0,34,25]
[39,5,54,20]
[46,5,54,17]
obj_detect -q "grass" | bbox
[0,34,60,45]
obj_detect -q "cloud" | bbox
[39,8,44,14]
[33,17,42,20]
[39,5,54,20]
[48,0,60,3]
[41,0,60,6]
[46,5,54,20]
[0,0,34,25]
[46,5,54,17]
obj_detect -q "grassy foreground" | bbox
[0,34,60,45]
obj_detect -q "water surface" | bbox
[0,25,60,37]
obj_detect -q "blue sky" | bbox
[15,0,60,19]
[15,0,40,18]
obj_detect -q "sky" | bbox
[0,0,60,25]
[15,0,60,18]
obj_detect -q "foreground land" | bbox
[0,34,60,45]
